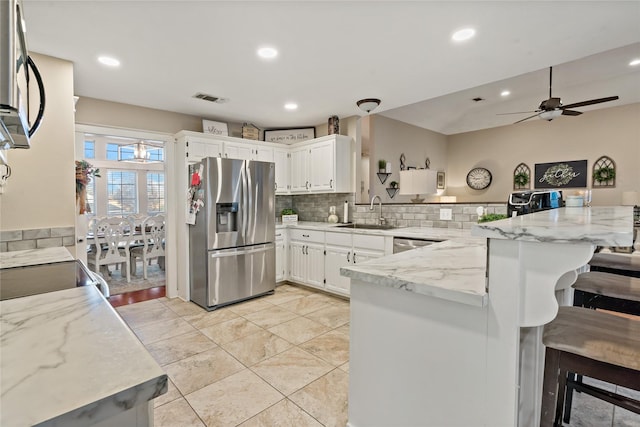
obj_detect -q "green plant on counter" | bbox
[281,208,297,216]
[593,167,616,183]
[478,213,508,223]
[378,159,387,171]
[513,172,529,187]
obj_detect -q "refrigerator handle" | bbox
[241,163,248,240]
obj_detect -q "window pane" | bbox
[107,170,137,216]
[106,143,119,161]
[84,140,95,159]
[147,172,165,214]
[86,179,96,215]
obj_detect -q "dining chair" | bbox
[87,216,135,282]
[130,214,165,279]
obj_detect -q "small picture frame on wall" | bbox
[437,171,445,189]
[202,119,229,136]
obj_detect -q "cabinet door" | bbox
[275,235,288,282]
[352,248,385,265]
[273,148,290,194]
[325,245,352,295]
[289,241,306,283]
[224,142,253,160]
[290,148,309,192]
[254,146,274,162]
[187,139,223,162]
[309,140,335,191]
[306,243,325,287]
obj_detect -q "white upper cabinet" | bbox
[175,131,353,194]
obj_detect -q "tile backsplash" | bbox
[0,227,76,252]
[276,193,506,229]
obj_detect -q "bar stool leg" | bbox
[541,347,561,427]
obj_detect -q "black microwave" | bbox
[508,190,563,217]
[0,0,45,149]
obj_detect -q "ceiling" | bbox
[23,1,640,135]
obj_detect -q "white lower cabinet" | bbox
[325,232,386,296]
[288,229,325,289]
[275,229,288,283]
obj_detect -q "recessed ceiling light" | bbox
[284,103,298,110]
[501,90,511,97]
[98,56,120,67]
[452,28,476,42]
[257,47,278,59]
[629,58,640,67]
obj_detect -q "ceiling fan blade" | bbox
[514,113,540,124]
[561,110,582,116]
[561,96,619,110]
[497,110,538,115]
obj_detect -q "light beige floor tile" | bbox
[299,329,349,366]
[305,292,344,305]
[221,330,293,366]
[186,369,283,427]
[336,323,350,336]
[154,378,182,408]
[163,298,206,317]
[228,298,275,316]
[239,399,323,427]
[132,317,197,345]
[276,284,312,295]
[277,295,331,315]
[164,347,245,395]
[115,298,164,315]
[338,361,349,372]
[199,317,264,345]
[243,305,300,329]
[154,397,205,427]
[305,304,350,328]
[290,369,349,427]
[117,305,179,329]
[183,308,239,329]
[263,290,306,306]
[251,347,333,396]
[268,316,331,345]
[146,331,216,366]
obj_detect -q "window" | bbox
[147,172,165,214]
[86,179,96,216]
[84,140,95,159]
[107,170,137,216]
[106,143,120,161]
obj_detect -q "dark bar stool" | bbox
[541,306,640,427]
[589,252,640,278]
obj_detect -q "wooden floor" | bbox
[108,286,166,307]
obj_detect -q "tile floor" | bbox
[116,284,640,427]
[116,284,349,427]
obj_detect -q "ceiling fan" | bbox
[500,67,619,124]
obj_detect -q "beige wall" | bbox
[0,53,76,231]
[368,115,448,203]
[446,103,640,205]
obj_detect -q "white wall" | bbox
[0,53,76,231]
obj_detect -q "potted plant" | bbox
[513,172,529,187]
[378,159,387,173]
[593,166,616,184]
[478,213,508,223]
[389,181,398,189]
[281,208,298,223]
[75,160,100,214]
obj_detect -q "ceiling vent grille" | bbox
[193,93,229,103]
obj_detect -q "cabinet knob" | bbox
[353,252,357,264]
[330,179,333,188]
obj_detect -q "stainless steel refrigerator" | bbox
[189,157,275,310]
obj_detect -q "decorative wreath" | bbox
[593,167,616,183]
[513,172,529,187]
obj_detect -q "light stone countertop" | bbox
[277,221,472,240]
[341,237,488,307]
[0,286,167,427]
[0,246,74,269]
[472,206,634,246]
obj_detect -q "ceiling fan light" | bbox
[539,110,562,121]
[356,98,381,113]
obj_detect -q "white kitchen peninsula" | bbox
[342,206,633,427]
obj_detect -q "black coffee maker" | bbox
[507,190,563,217]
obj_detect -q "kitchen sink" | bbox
[336,223,395,230]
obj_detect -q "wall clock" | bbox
[466,167,492,190]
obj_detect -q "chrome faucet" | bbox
[370,195,384,225]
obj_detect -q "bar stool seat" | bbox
[589,253,640,278]
[573,271,640,302]
[541,306,640,426]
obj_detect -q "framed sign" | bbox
[264,127,315,144]
[534,160,587,189]
[437,171,445,189]
[202,120,229,136]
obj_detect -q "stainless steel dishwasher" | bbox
[393,237,443,253]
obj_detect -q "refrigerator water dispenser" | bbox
[216,202,238,232]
